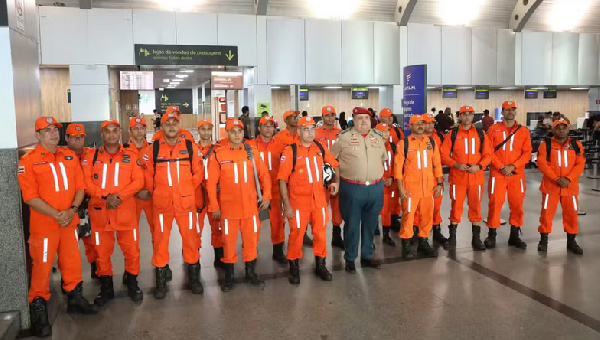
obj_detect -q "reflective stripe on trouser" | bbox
[95,228,141,276]
[400,196,434,239]
[486,174,526,229]
[28,225,82,302]
[198,209,222,248]
[152,210,200,267]
[82,235,97,263]
[135,197,155,244]
[286,206,329,260]
[339,180,384,262]
[269,199,286,245]
[220,216,259,264]
[538,193,579,234]
[449,184,483,223]
[380,185,394,226]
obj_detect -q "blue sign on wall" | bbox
[402,65,428,136]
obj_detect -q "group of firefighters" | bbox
[19,102,586,338]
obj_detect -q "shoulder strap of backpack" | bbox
[545,137,552,162]
[92,149,100,165]
[394,126,401,140]
[152,140,160,172]
[185,139,194,169]
[291,143,298,172]
[390,141,397,154]
[476,127,485,153]
[403,137,409,156]
[204,144,216,161]
[429,136,436,150]
[437,130,444,142]
[314,140,326,163]
[450,127,459,154]
[571,139,581,155]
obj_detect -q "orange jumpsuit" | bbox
[125,139,155,244]
[380,142,395,227]
[414,132,444,226]
[142,137,203,267]
[18,145,85,302]
[207,145,272,264]
[395,135,443,239]
[389,126,405,216]
[316,125,343,226]
[537,138,585,234]
[246,137,286,244]
[277,143,340,260]
[195,141,222,248]
[152,128,194,142]
[83,146,144,276]
[440,126,492,223]
[486,122,532,228]
[75,147,96,264]
[274,129,300,146]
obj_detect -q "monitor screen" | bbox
[475,88,489,100]
[120,71,154,90]
[352,88,369,100]
[525,89,538,99]
[442,87,457,99]
[299,89,309,101]
[544,90,557,99]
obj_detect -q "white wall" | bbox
[442,26,472,86]
[69,65,110,122]
[305,19,342,84]
[266,18,305,85]
[341,20,374,85]
[217,14,257,67]
[497,29,516,86]
[374,22,400,85]
[521,31,553,85]
[579,34,600,86]
[552,32,579,86]
[0,28,18,149]
[176,13,218,45]
[472,28,497,86]
[407,23,441,85]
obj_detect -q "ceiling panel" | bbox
[525,0,600,33]
[37,0,255,14]
[410,0,518,29]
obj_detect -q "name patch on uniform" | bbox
[157,156,167,160]
[64,156,74,160]
[18,166,25,174]
[179,150,188,154]
[220,160,233,164]
[33,161,47,166]
[122,154,130,159]
[122,159,131,163]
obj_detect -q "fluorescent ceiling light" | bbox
[324,86,342,89]
[181,69,194,73]
[457,86,473,90]
[163,79,170,83]
[271,86,281,89]
[439,0,485,26]
[531,87,548,90]
[172,79,184,82]
[427,86,437,89]
[500,87,518,90]
[309,0,360,19]
[547,0,593,32]
[175,74,189,78]
[571,87,589,90]
[367,86,380,89]
[162,0,201,12]
[158,88,164,91]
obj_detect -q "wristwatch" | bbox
[70,205,80,212]
[436,183,443,187]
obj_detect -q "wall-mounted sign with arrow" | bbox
[155,89,194,114]
[135,44,238,66]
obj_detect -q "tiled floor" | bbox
[28,171,600,339]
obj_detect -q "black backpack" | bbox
[152,139,194,172]
[449,126,484,156]
[291,140,327,172]
[544,137,580,162]
[403,136,436,156]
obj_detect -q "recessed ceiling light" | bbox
[271,86,281,89]
[571,87,589,90]
[500,87,518,90]
[457,86,473,90]
[324,86,342,89]
[439,0,485,26]
[172,79,184,82]
[547,0,594,32]
[367,86,380,89]
[176,74,189,78]
[181,69,194,73]
[427,86,437,89]
[163,79,170,83]
[531,87,548,90]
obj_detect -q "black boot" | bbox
[382,226,396,247]
[484,228,497,249]
[154,267,168,300]
[221,264,234,292]
[213,247,225,269]
[331,225,345,250]
[445,225,457,250]
[345,260,356,273]
[315,257,333,281]
[471,225,486,251]
[125,271,143,302]
[188,262,204,295]
[432,225,448,245]
[288,259,300,285]
[417,238,438,258]
[122,271,128,285]
[567,234,583,255]
[245,259,265,288]
[272,243,287,265]
[391,215,401,232]
[303,233,313,247]
[410,226,419,245]
[30,297,52,338]
[90,261,98,280]
[164,264,173,282]
[67,282,98,314]
[508,226,527,249]
[401,239,414,260]
[374,226,381,236]
[94,276,115,307]
[538,233,549,252]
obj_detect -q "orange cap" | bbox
[553,119,569,128]
[459,106,475,114]
[424,113,436,123]
[375,123,390,131]
[101,120,121,129]
[283,110,299,121]
[129,117,146,128]
[197,119,213,128]
[298,116,316,127]
[225,119,244,131]
[322,106,336,115]
[165,106,180,115]
[161,113,180,124]
[502,101,517,110]
[66,123,85,136]
[35,116,62,131]
[259,116,275,125]
[379,108,393,118]
[409,115,426,125]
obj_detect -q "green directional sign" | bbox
[135,44,239,66]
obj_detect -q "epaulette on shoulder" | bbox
[340,129,351,135]
[372,129,383,137]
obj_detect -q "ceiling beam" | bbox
[79,0,92,9]
[394,0,418,26]
[254,0,268,16]
[509,0,545,32]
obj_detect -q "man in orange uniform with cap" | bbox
[65,123,97,278]
[379,108,404,232]
[246,116,287,264]
[207,118,272,292]
[18,117,97,338]
[139,112,204,299]
[537,119,585,255]
[152,106,194,142]
[316,105,345,249]
[395,115,443,259]
[375,123,397,247]
[484,101,531,249]
[195,119,223,268]
[440,105,493,251]
[278,116,339,285]
[83,120,144,305]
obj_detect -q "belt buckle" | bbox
[365,181,370,186]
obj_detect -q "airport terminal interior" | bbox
[2,0,600,339]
